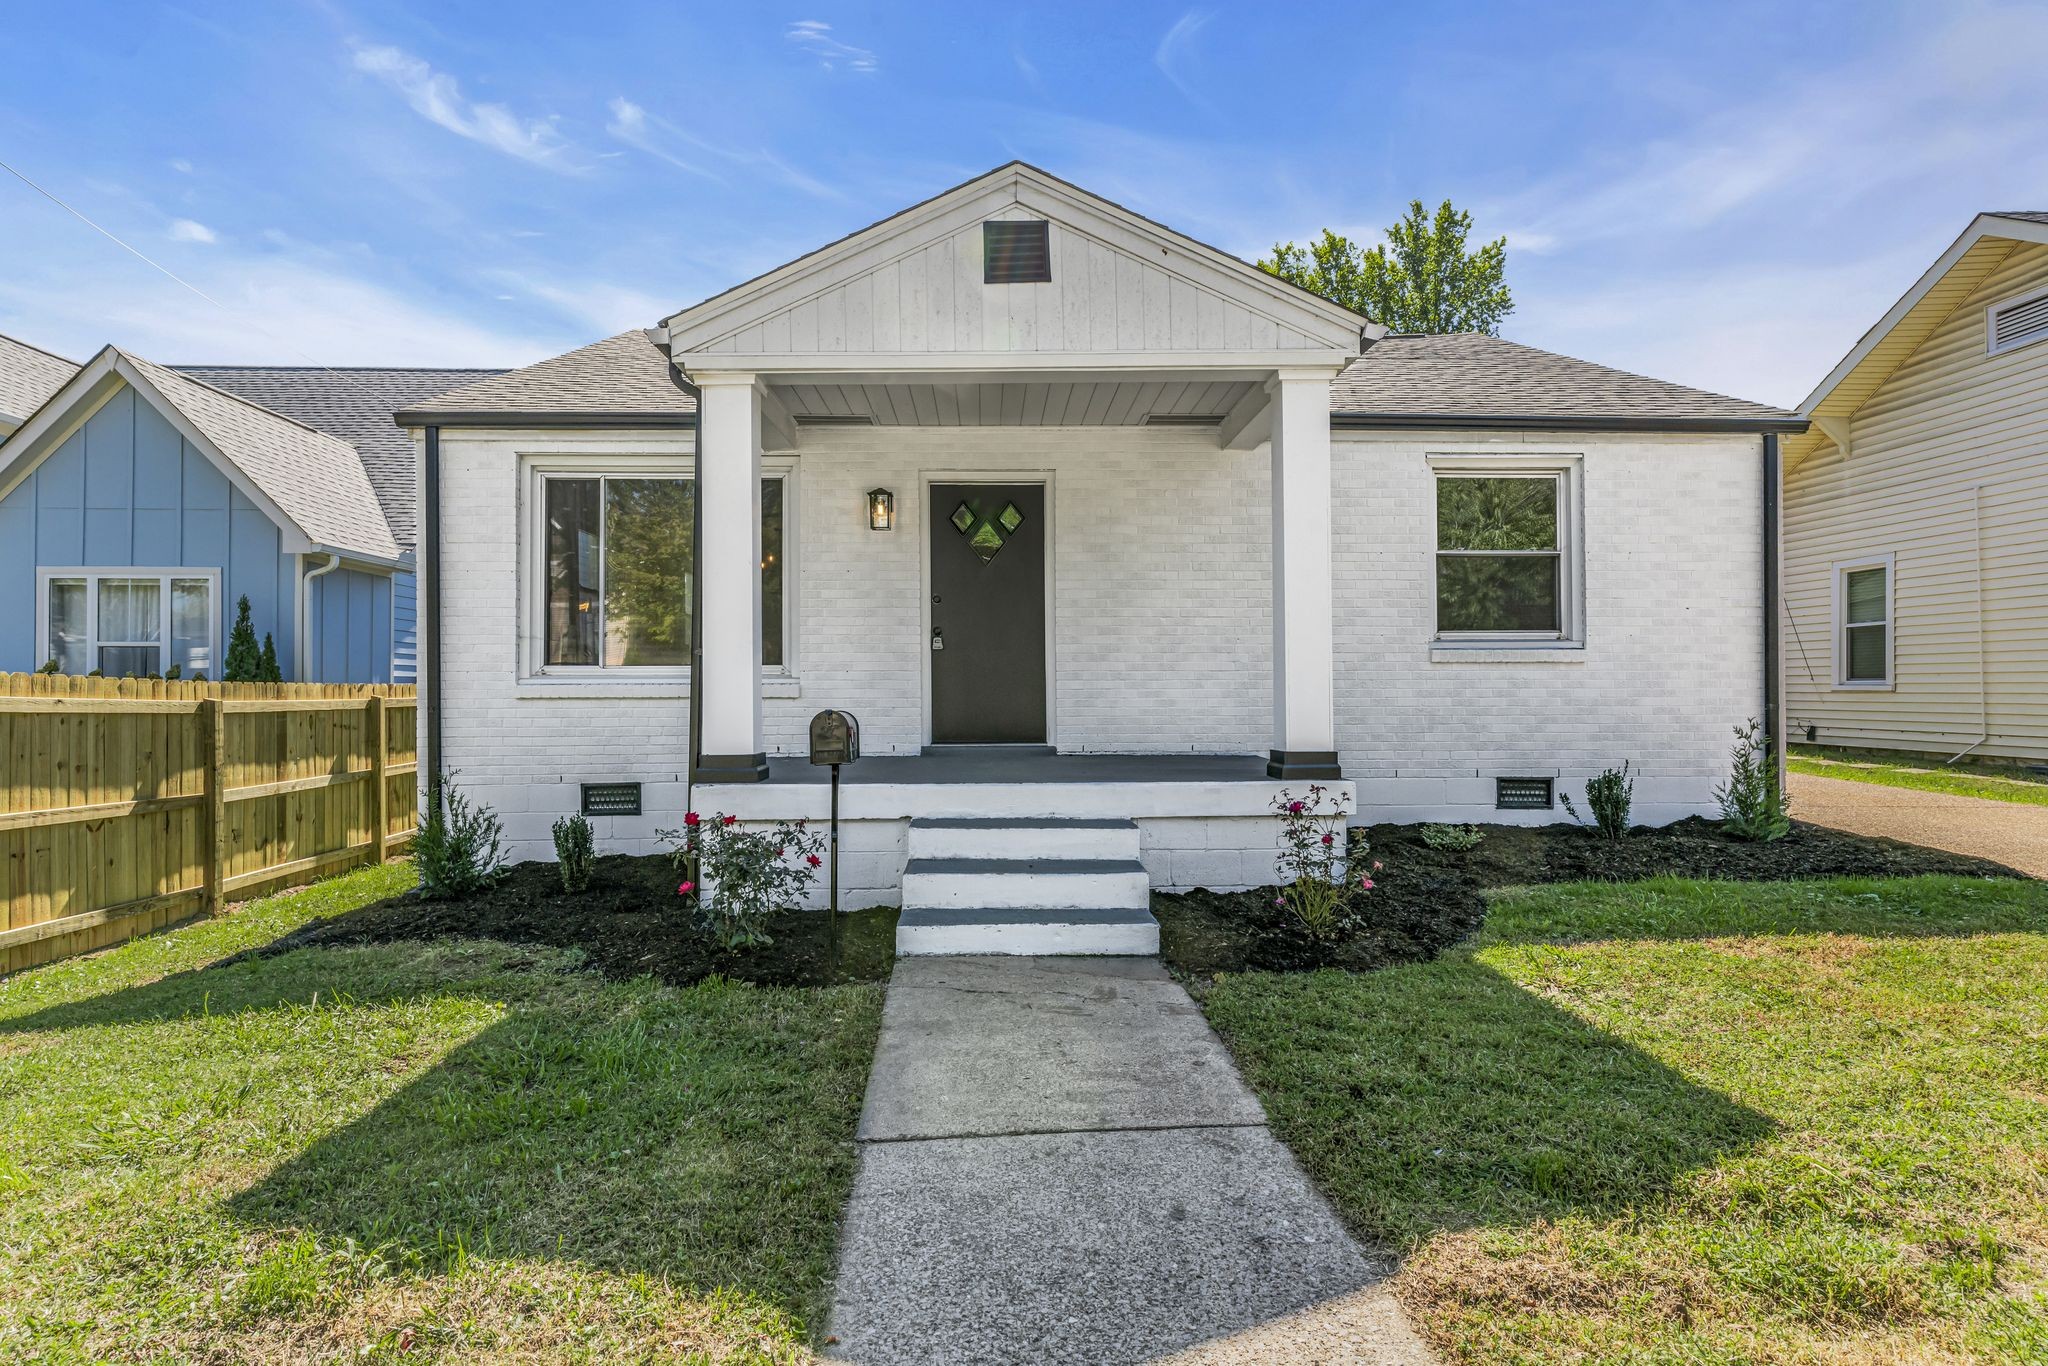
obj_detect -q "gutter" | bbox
[396,409,696,429]
[296,553,342,681]
[424,426,443,817]
[1332,412,1810,435]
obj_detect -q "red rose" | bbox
[1288,801,1305,814]
[806,853,822,867]
[683,812,700,827]
[721,814,737,826]
[676,880,696,895]
[1320,833,1333,846]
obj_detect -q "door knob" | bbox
[931,627,944,651]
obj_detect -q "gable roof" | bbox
[180,365,499,550]
[397,330,691,427]
[0,346,401,563]
[0,332,80,428]
[1792,211,2048,458]
[1332,333,1804,432]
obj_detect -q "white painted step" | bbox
[900,857,1151,912]
[896,907,1160,957]
[907,817,1139,862]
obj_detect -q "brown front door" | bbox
[929,483,1046,744]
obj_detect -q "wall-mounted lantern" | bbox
[867,488,895,531]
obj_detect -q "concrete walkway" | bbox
[1791,771,2048,877]
[825,956,1433,1365]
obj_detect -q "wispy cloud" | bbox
[167,158,193,175]
[167,218,216,244]
[489,269,671,336]
[604,95,843,200]
[349,42,580,171]
[1011,43,1045,97]
[1153,10,1216,109]
[786,20,877,74]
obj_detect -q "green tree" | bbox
[1259,200,1512,335]
[258,633,281,683]
[223,596,261,681]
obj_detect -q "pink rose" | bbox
[1372,860,1383,871]
[1288,801,1305,814]
[1274,896,1286,907]
[676,880,696,895]
[683,812,700,827]
[1359,877,1375,891]
[1320,833,1334,846]
[807,853,822,867]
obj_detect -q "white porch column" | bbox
[1268,368,1342,780]
[693,373,767,781]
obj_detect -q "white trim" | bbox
[1425,453,1584,648]
[1986,282,2048,357]
[33,566,222,679]
[1832,552,1896,690]
[516,449,798,685]
[918,470,1058,748]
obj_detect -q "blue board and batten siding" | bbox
[392,571,417,683]
[0,384,402,681]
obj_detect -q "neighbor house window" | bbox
[535,468,789,672]
[1434,471,1569,637]
[1835,557,1892,687]
[37,569,219,678]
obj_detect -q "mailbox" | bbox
[809,709,860,766]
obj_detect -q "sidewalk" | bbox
[825,956,1433,1365]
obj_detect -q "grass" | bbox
[1198,875,2048,1364]
[0,862,884,1364]
[1790,743,2048,807]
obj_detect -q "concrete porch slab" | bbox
[855,956,1267,1142]
[826,1125,1426,1365]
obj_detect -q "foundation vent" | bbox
[1495,776,1554,811]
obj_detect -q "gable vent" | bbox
[1990,288,2048,355]
[984,220,1052,284]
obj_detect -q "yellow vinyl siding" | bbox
[1784,240,2048,761]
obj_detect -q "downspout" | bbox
[659,358,706,800]
[1948,484,1991,764]
[298,552,342,681]
[1762,434,1783,779]
[424,425,444,817]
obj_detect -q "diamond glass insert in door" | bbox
[950,502,976,533]
[968,521,1005,562]
[998,501,1024,533]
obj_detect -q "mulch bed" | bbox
[1157,816,2021,977]
[238,854,899,988]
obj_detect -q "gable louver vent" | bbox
[1990,288,2048,355]
[984,220,1052,284]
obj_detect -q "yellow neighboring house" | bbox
[1785,211,2048,763]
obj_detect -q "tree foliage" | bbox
[1259,199,1512,335]
[223,596,261,682]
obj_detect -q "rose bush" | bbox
[658,811,827,949]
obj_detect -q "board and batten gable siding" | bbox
[0,383,297,675]
[1784,240,2048,760]
[694,208,1331,357]
[308,565,396,685]
[391,570,417,683]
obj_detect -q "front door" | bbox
[929,482,1047,744]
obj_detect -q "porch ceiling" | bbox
[776,377,1259,427]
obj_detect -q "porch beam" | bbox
[757,384,800,452]
[1218,382,1273,451]
[694,373,768,781]
[1268,367,1344,781]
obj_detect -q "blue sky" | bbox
[1,1,2043,406]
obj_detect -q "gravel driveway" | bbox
[1789,772,2048,878]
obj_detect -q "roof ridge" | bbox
[173,364,506,374]
[122,350,354,446]
[0,331,82,367]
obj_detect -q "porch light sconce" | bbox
[867,487,895,531]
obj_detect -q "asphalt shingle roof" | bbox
[180,366,499,550]
[397,331,694,423]
[0,333,80,426]
[1989,211,2048,225]
[1331,333,1802,429]
[123,353,402,562]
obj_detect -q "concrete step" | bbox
[907,816,1139,862]
[900,857,1151,912]
[895,906,1160,957]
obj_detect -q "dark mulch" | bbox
[1157,816,2021,977]
[236,854,899,988]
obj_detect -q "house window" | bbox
[1835,557,1893,687]
[1434,472,1568,637]
[38,569,219,678]
[535,468,789,672]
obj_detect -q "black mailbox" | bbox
[809,709,860,765]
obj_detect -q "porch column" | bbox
[1268,369,1342,780]
[694,373,767,781]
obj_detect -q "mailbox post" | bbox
[808,710,860,968]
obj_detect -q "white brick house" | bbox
[400,164,1802,954]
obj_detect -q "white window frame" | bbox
[1986,284,2048,357]
[1832,553,1895,690]
[1426,454,1584,647]
[33,566,222,678]
[519,452,798,683]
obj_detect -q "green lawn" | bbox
[0,863,883,1364]
[1790,744,2048,807]
[1199,875,2048,1364]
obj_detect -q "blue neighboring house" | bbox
[0,334,496,683]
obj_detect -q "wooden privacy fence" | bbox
[1,674,419,974]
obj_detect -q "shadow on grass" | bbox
[1203,954,1777,1247]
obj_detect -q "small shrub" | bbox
[660,811,826,950]
[1420,822,1484,854]
[36,658,59,675]
[224,595,262,681]
[1274,785,1354,940]
[415,776,507,899]
[1718,718,1791,843]
[1562,761,1634,841]
[257,633,281,683]
[552,813,595,893]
